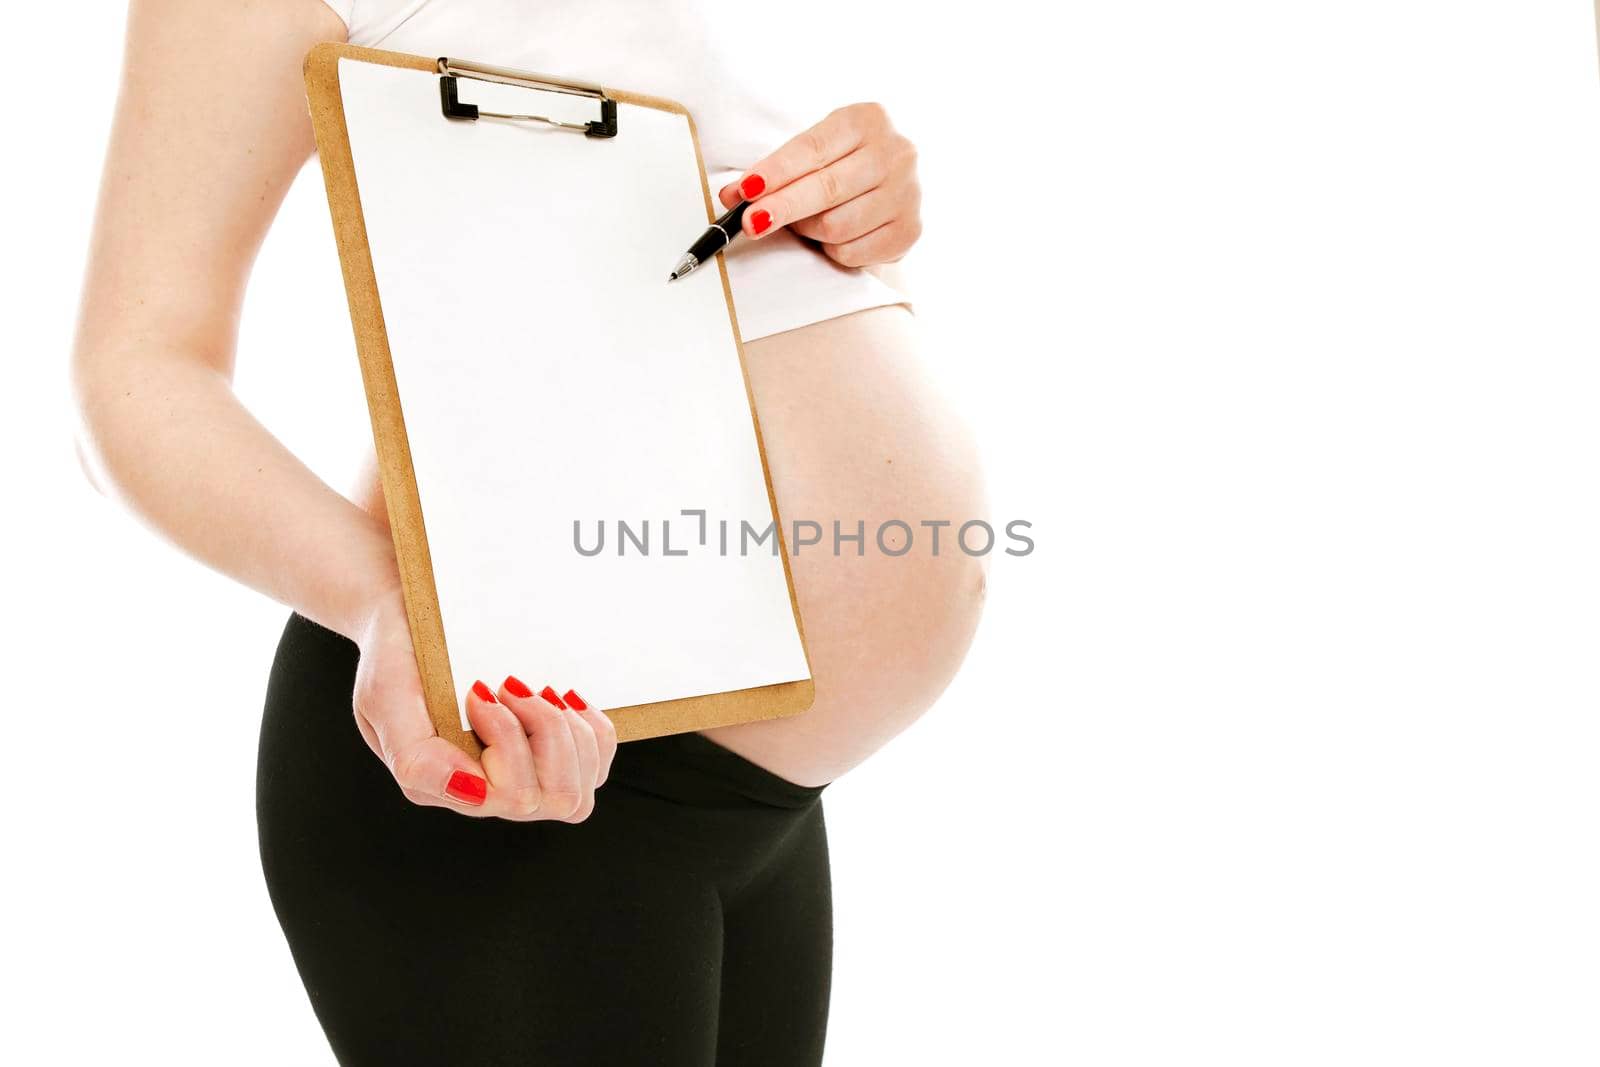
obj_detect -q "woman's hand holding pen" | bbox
[350,584,617,821]
[718,102,922,268]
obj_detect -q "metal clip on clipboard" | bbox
[437,57,619,138]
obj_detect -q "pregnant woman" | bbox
[71,1,986,1064]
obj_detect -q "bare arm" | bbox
[69,0,390,638]
[71,0,616,823]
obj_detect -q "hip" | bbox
[256,611,833,1064]
[257,611,827,877]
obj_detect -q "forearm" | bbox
[73,349,397,640]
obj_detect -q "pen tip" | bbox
[668,272,678,282]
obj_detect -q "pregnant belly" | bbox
[353,306,986,787]
[701,305,988,785]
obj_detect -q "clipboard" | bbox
[304,44,814,756]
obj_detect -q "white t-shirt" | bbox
[315,0,910,340]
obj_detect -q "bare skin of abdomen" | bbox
[357,305,987,787]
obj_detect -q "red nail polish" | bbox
[445,770,488,805]
[739,173,766,199]
[749,209,772,235]
[504,675,533,699]
[563,689,588,711]
[540,685,568,710]
[471,680,497,703]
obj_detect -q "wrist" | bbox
[344,573,407,644]
[317,522,406,643]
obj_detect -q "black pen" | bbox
[669,200,751,282]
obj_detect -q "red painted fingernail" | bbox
[749,209,772,235]
[540,685,568,710]
[563,689,588,711]
[471,680,497,703]
[739,173,766,199]
[504,675,533,699]
[445,770,488,806]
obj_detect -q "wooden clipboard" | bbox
[304,44,813,756]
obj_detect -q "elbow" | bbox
[72,431,106,497]
[69,351,115,499]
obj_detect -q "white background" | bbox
[6,2,1599,1063]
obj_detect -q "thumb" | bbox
[366,690,488,809]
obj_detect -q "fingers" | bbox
[359,678,493,815]
[464,680,543,819]
[738,147,884,241]
[366,671,614,824]
[563,689,619,788]
[498,675,584,821]
[822,217,923,269]
[561,697,601,824]
[497,683,613,823]
[736,105,881,207]
[718,103,920,269]
[789,186,899,247]
[383,730,494,815]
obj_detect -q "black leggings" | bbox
[257,613,832,1066]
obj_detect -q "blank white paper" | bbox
[338,60,810,723]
